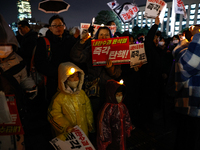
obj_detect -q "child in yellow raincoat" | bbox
[48,62,94,140]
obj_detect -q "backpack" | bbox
[30,37,52,91]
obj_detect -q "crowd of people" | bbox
[0,12,200,150]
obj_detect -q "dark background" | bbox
[0,0,146,28]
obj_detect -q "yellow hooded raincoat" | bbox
[48,62,94,140]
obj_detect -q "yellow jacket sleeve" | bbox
[48,94,73,135]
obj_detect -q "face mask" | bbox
[173,40,179,44]
[67,80,79,89]
[0,46,13,58]
[116,96,123,103]
[159,41,165,46]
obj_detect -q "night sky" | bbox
[0,0,146,28]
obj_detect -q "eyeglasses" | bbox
[51,24,64,28]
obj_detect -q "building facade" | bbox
[121,0,200,36]
[17,0,32,21]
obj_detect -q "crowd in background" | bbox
[1,12,200,150]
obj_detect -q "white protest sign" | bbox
[117,3,139,23]
[144,0,166,21]
[129,43,147,67]
[174,0,187,19]
[80,23,117,39]
[49,125,95,150]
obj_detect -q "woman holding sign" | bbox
[70,26,122,146]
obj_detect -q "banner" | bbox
[144,0,167,20]
[80,23,117,39]
[50,125,95,150]
[171,0,187,36]
[91,36,130,66]
[115,3,139,23]
[109,2,139,23]
[129,43,147,67]
[174,0,187,19]
[0,95,24,136]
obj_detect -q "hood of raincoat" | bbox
[106,79,126,104]
[58,62,84,95]
[0,14,18,51]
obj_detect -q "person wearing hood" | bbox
[48,62,94,141]
[97,79,134,150]
[34,15,77,105]
[0,14,37,150]
[17,20,38,75]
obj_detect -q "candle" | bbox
[70,68,75,74]
[92,17,95,26]
[119,79,124,85]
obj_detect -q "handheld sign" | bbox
[50,125,95,150]
[130,43,147,68]
[0,94,24,136]
[144,0,166,19]
[91,36,130,66]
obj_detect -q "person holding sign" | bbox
[138,16,164,131]
[70,26,122,147]
[48,62,94,141]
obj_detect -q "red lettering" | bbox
[82,25,90,28]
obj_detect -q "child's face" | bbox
[115,92,123,103]
[67,72,79,81]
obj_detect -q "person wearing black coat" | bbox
[17,20,38,75]
[34,15,76,104]
[138,16,164,130]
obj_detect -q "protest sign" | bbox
[0,94,24,136]
[144,0,167,21]
[113,3,139,23]
[173,0,187,19]
[50,125,95,150]
[91,36,130,66]
[129,43,147,67]
[171,0,187,36]
[80,23,117,39]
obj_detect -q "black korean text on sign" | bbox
[139,53,146,60]
[131,51,139,58]
[66,133,76,141]
[147,3,160,11]
[70,140,82,149]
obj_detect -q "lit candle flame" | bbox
[119,79,124,85]
[101,24,104,27]
[70,68,75,74]
[92,17,95,25]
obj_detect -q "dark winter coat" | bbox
[17,29,38,74]
[97,79,134,150]
[34,29,76,102]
